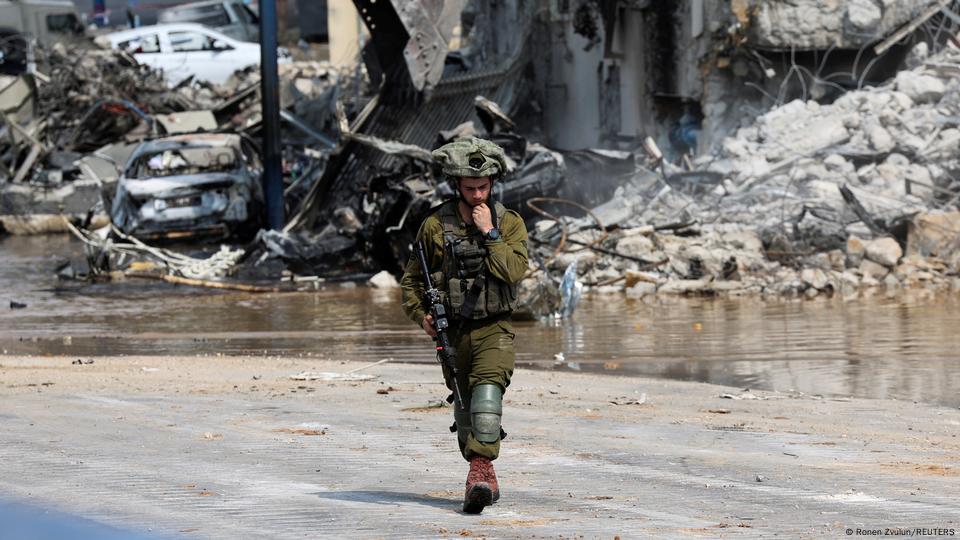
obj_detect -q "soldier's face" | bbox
[457,177,492,207]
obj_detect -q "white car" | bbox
[98,23,289,87]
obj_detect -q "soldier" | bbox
[400,137,529,514]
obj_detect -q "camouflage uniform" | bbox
[399,137,528,513]
[400,199,528,460]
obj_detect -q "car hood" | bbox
[121,172,246,198]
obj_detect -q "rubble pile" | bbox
[5,0,959,311]
[0,46,206,234]
[1,43,353,235]
[526,44,960,302]
[35,44,198,136]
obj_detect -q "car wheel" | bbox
[0,30,27,75]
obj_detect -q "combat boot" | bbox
[486,460,500,503]
[463,457,493,514]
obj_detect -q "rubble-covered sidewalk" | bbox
[0,355,957,537]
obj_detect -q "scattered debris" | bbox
[368,270,399,289]
[401,399,450,413]
[609,394,647,406]
[290,371,376,382]
[71,358,94,365]
[3,0,959,313]
[720,391,766,401]
[273,427,327,436]
[9,301,26,309]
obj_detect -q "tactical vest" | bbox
[433,200,519,320]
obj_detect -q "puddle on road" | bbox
[2,234,959,407]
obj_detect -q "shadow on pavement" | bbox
[313,490,456,510]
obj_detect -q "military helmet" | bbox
[432,137,508,180]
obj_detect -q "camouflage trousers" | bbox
[441,314,516,461]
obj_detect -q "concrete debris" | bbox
[522,41,960,306]
[1,42,352,236]
[906,210,960,257]
[625,281,657,298]
[5,0,960,311]
[720,392,766,400]
[368,270,400,289]
[290,371,377,382]
[895,71,948,103]
[748,0,944,50]
[864,237,903,268]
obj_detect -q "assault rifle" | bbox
[415,240,465,410]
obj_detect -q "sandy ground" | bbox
[1,354,959,539]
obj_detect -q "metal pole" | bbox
[355,9,362,109]
[259,0,284,230]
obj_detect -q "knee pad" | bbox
[470,384,502,443]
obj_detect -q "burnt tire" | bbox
[0,30,27,75]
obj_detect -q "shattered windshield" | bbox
[127,146,239,179]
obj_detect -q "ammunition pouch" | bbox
[438,200,517,320]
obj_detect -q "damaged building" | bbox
[539,0,956,154]
[4,0,960,312]
[261,1,960,288]
[0,40,352,236]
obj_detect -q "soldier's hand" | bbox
[472,203,493,234]
[421,314,437,338]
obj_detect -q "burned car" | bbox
[110,133,263,241]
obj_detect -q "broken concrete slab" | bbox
[368,270,399,289]
[154,111,218,134]
[906,210,960,257]
[859,259,890,280]
[747,0,941,50]
[625,281,657,298]
[894,71,948,103]
[864,237,903,268]
[800,268,830,291]
[657,279,709,295]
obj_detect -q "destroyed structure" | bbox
[3,0,960,315]
[0,42,352,235]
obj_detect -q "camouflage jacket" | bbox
[400,199,528,325]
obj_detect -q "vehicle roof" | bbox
[103,22,229,42]
[0,1,75,7]
[159,0,237,10]
[135,133,242,153]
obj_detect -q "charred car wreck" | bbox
[110,133,263,241]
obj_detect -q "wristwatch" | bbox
[485,228,501,241]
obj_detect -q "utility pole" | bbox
[259,0,284,230]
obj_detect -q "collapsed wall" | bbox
[524,41,960,308]
[746,0,942,50]
[539,0,957,157]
